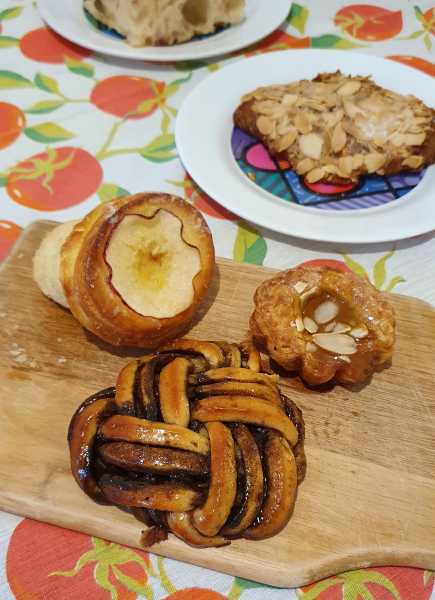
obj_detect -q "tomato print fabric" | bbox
[0,0,434,599]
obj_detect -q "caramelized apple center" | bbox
[105,211,201,318]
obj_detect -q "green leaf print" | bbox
[341,253,368,278]
[373,251,394,289]
[0,36,19,48]
[233,222,267,265]
[25,99,65,114]
[97,183,129,203]
[227,576,274,600]
[0,70,33,89]
[51,537,154,600]
[298,570,400,600]
[311,34,363,49]
[141,133,177,162]
[288,3,310,34]
[24,122,75,143]
[423,33,432,51]
[0,7,23,21]
[64,56,95,78]
[34,72,60,94]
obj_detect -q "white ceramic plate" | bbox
[37,0,289,62]
[176,49,435,244]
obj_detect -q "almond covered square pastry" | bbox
[234,72,435,184]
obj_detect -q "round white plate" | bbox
[176,49,435,244]
[37,0,289,62]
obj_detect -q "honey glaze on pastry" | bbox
[68,339,306,548]
[234,71,435,184]
[33,193,215,347]
[250,267,395,385]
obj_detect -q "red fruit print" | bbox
[183,174,237,221]
[91,76,166,119]
[0,102,26,150]
[165,589,227,600]
[335,5,403,41]
[423,8,435,34]
[388,55,435,77]
[7,519,153,600]
[244,29,310,56]
[6,146,103,211]
[297,258,352,274]
[0,221,22,262]
[20,27,91,63]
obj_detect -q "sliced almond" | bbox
[254,100,277,115]
[365,153,385,173]
[314,300,339,324]
[332,322,351,334]
[295,317,305,333]
[282,93,298,106]
[257,115,274,136]
[338,355,351,363]
[331,122,347,153]
[323,320,336,333]
[303,316,318,334]
[402,155,424,169]
[306,342,317,353]
[312,333,357,355]
[295,112,312,134]
[404,132,426,146]
[343,98,365,119]
[337,80,362,97]
[300,286,319,306]
[338,156,354,177]
[350,325,368,339]
[390,133,405,147]
[297,158,315,175]
[352,154,364,170]
[275,129,297,152]
[294,281,307,294]
[299,133,323,160]
[306,167,325,183]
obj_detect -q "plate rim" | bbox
[175,49,435,244]
[37,0,290,62]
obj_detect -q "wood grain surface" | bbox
[0,221,434,588]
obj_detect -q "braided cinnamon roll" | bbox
[68,339,306,548]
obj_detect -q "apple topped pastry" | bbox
[33,193,215,347]
[234,71,435,184]
[250,266,396,385]
[68,339,306,548]
[84,0,245,47]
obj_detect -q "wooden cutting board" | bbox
[0,221,434,588]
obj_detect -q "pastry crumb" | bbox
[57,356,67,364]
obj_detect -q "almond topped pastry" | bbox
[84,0,245,47]
[33,194,215,347]
[68,339,306,548]
[234,71,435,184]
[250,266,395,385]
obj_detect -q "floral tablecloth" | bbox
[0,1,434,599]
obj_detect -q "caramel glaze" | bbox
[303,291,375,383]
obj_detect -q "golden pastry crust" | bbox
[60,193,215,347]
[68,339,306,548]
[84,0,245,47]
[234,71,435,184]
[250,266,395,385]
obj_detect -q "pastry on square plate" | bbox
[250,266,396,385]
[33,193,215,347]
[234,71,435,184]
[84,0,245,47]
